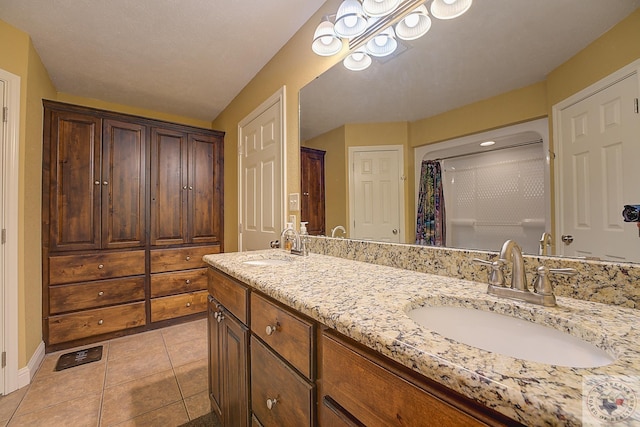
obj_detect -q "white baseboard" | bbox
[17,341,45,389]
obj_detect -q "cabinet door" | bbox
[221,310,250,427]
[150,127,188,245]
[49,111,102,251]
[188,133,223,244]
[300,147,326,236]
[102,119,147,249]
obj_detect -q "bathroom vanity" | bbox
[204,243,640,426]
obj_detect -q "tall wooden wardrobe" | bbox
[300,147,326,236]
[42,100,224,351]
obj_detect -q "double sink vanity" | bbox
[203,237,640,426]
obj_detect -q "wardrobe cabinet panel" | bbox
[48,111,102,252]
[300,147,326,236]
[102,119,147,249]
[150,128,188,246]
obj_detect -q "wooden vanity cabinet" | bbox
[43,100,224,351]
[208,268,251,427]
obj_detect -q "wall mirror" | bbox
[299,0,640,260]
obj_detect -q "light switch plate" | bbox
[288,193,300,211]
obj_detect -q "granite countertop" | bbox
[203,249,640,426]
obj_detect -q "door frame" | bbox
[348,145,405,242]
[552,58,640,255]
[237,87,286,251]
[0,68,20,394]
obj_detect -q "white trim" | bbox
[552,59,640,253]
[17,341,45,389]
[237,87,287,251]
[348,144,406,242]
[0,68,20,395]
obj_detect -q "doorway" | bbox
[0,68,20,395]
[348,145,404,242]
[554,60,640,262]
[238,87,286,251]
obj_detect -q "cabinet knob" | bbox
[186,302,191,307]
[183,185,188,190]
[217,313,224,323]
[98,319,104,325]
[265,324,278,336]
[94,180,100,185]
[103,181,108,185]
[185,279,191,284]
[98,264,104,269]
[266,398,278,410]
[185,256,191,261]
[98,291,104,296]
[189,186,193,190]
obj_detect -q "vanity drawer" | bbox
[150,245,220,273]
[150,268,208,297]
[251,293,314,379]
[321,333,487,427]
[49,250,145,284]
[49,276,145,314]
[208,268,249,324]
[150,290,208,322]
[251,336,314,427]
[48,302,145,344]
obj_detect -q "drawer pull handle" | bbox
[186,302,191,307]
[98,319,104,325]
[189,186,193,190]
[183,185,188,190]
[186,256,191,261]
[98,264,104,269]
[266,398,278,410]
[98,291,104,296]
[185,279,191,284]
[94,180,100,185]
[265,324,279,336]
[217,313,224,323]
[103,181,108,185]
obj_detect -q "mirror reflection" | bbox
[300,0,640,260]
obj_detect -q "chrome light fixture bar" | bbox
[312,0,472,71]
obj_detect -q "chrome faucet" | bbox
[279,226,302,254]
[539,232,552,256]
[474,239,577,307]
[331,225,346,238]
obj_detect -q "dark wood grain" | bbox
[49,276,145,314]
[301,147,326,236]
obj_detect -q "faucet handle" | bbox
[533,266,578,296]
[473,258,506,286]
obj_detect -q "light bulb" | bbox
[352,52,365,61]
[404,12,420,28]
[443,0,457,4]
[374,34,387,47]
[344,15,358,28]
[320,35,333,45]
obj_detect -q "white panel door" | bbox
[239,100,282,251]
[558,73,640,262]
[350,147,403,242]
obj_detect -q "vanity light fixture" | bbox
[312,0,472,71]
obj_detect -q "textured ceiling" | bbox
[0,0,326,121]
[300,0,640,140]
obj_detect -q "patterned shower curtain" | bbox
[416,160,446,246]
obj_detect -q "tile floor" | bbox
[0,318,210,427]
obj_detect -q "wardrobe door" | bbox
[301,147,326,236]
[48,110,102,252]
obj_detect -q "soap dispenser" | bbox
[300,221,310,256]
[282,222,295,252]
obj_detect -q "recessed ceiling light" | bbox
[480,140,495,147]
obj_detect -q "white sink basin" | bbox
[242,258,292,266]
[408,306,615,368]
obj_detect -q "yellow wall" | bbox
[211,0,345,252]
[0,19,57,368]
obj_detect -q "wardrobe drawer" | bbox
[251,337,313,427]
[49,250,145,285]
[150,290,208,322]
[47,302,145,345]
[150,268,208,297]
[251,293,314,379]
[49,276,145,314]
[150,245,220,273]
[208,268,249,324]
